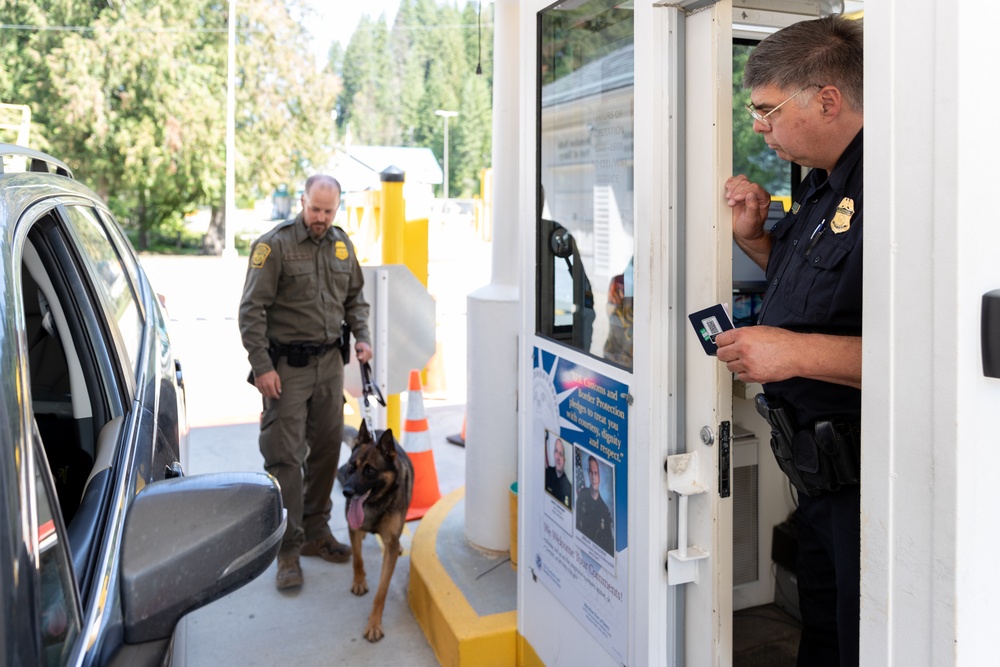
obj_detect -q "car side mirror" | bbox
[119,472,285,644]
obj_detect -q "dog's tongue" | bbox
[347,491,370,530]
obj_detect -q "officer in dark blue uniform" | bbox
[714,16,864,667]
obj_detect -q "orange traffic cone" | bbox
[446,412,466,447]
[404,369,442,521]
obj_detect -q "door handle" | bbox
[664,451,711,585]
[982,290,1000,378]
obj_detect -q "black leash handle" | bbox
[360,361,385,410]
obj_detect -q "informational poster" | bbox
[531,347,629,665]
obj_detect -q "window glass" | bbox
[95,210,145,318]
[732,41,792,197]
[35,442,82,665]
[731,41,794,326]
[537,0,634,370]
[63,206,143,376]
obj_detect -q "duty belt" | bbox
[754,393,860,497]
[269,339,342,367]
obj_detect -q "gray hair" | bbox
[743,15,863,112]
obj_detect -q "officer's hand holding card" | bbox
[688,303,735,356]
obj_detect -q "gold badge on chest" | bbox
[830,197,854,234]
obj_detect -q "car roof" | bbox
[0,143,107,228]
[0,170,107,231]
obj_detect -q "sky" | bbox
[304,0,401,64]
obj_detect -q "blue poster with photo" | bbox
[532,346,629,664]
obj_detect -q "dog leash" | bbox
[360,360,385,434]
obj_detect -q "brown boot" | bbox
[276,555,303,590]
[301,534,350,563]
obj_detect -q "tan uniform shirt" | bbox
[239,216,370,377]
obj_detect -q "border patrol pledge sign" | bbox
[531,347,629,666]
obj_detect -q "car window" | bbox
[35,436,83,666]
[95,210,145,305]
[62,206,143,377]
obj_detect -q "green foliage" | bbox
[42,2,223,245]
[539,1,633,87]
[1,0,339,252]
[336,0,494,198]
[732,44,791,196]
[2,0,493,247]
[236,0,339,196]
[340,16,394,145]
[124,215,205,254]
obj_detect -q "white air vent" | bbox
[732,441,759,586]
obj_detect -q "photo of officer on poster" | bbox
[574,449,615,561]
[544,430,573,509]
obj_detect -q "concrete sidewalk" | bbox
[177,404,466,666]
[138,240,488,666]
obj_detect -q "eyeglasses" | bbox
[745,84,821,129]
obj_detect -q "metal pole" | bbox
[434,110,458,210]
[375,269,389,431]
[464,0,519,552]
[223,0,237,258]
[443,119,449,200]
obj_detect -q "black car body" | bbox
[0,145,284,666]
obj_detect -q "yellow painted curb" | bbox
[408,487,518,667]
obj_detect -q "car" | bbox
[0,144,285,666]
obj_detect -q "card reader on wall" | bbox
[982,290,1000,378]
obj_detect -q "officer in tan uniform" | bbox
[239,174,372,590]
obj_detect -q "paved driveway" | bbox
[139,244,479,666]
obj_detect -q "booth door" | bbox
[523,1,735,666]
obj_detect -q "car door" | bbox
[18,196,161,665]
[83,206,189,476]
[32,424,85,667]
[3,152,271,666]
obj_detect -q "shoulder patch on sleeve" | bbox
[251,243,272,269]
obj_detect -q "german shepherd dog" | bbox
[341,421,413,642]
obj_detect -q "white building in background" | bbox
[328,145,443,220]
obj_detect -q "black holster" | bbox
[276,340,340,368]
[338,321,351,364]
[246,338,342,384]
[246,342,283,385]
[754,393,860,497]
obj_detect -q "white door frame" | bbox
[517,1,734,665]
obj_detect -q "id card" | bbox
[688,303,735,356]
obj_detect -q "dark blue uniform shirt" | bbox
[758,130,863,428]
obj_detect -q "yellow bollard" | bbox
[380,166,405,264]
[403,216,431,391]
[386,395,400,438]
[404,217,429,287]
[379,166,407,435]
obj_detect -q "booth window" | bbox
[731,39,795,327]
[537,0,634,370]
